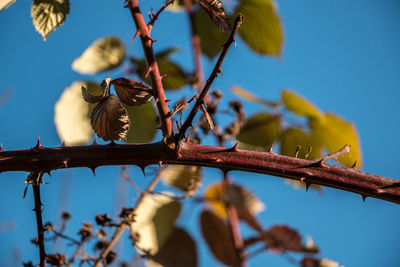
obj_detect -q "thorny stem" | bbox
[31,171,46,267]
[147,0,175,34]
[1,141,400,204]
[93,170,163,267]
[224,175,247,267]
[183,0,205,89]
[127,0,173,140]
[176,14,244,141]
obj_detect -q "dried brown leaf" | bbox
[91,95,129,141]
[197,0,231,32]
[200,210,240,266]
[111,77,153,106]
[262,225,319,253]
[152,227,197,267]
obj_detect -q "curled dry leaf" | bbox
[111,77,153,106]
[262,225,319,253]
[197,0,231,32]
[82,77,112,103]
[91,95,129,141]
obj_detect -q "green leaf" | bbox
[281,89,324,121]
[0,0,16,13]
[151,227,197,267]
[125,102,158,143]
[72,36,125,75]
[162,165,202,194]
[195,9,229,59]
[31,0,70,41]
[310,113,362,168]
[237,113,281,151]
[54,81,101,145]
[130,194,181,254]
[280,127,322,160]
[131,48,187,90]
[234,0,283,56]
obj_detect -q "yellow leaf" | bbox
[237,113,281,151]
[234,0,283,56]
[281,89,324,121]
[310,113,362,168]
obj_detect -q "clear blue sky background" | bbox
[1,0,400,266]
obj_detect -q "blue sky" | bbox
[0,0,400,266]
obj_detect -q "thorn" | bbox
[351,161,357,169]
[62,160,68,168]
[158,161,162,169]
[294,145,301,158]
[132,30,140,41]
[267,144,274,153]
[299,177,306,183]
[165,99,171,103]
[138,165,146,176]
[45,171,52,177]
[305,146,312,159]
[0,143,3,152]
[34,137,43,150]
[230,143,238,152]
[61,141,66,148]
[155,97,159,104]
[89,166,97,176]
[92,137,98,146]
[305,182,311,192]
[145,66,152,78]
[146,35,156,43]
[361,194,367,202]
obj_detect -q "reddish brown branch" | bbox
[127,0,173,140]
[224,175,247,267]
[31,171,46,267]
[183,0,205,89]
[176,14,244,140]
[93,170,163,267]
[1,142,400,204]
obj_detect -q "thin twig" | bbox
[31,171,46,267]
[183,0,205,89]
[127,0,173,141]
[223,175,247,267]
[176,14,244,141]
[147,0,174,33]
[93,170,164,267]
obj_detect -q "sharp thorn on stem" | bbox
[89,166,97,176]
[132,30,140,41]
[294,145,301,158]
[145,66,152,78]
[351,161,357,169]
[267,144,274,153]
[0,143,3,152]
[34,137,43,150]
[61,141,66,148]
[92,137,98,146]
[139,165,146,176]
[305,182,311,192]
[62,160,68,168]
[300,177,306,183]
[361,194,367,202]
[158,161,162,169]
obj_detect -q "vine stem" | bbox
[93,170,163,267]
[224,174,247,267]
[2,141,399,204]
[127,0,173,140]
[31,171,46,267]
[183,0,205,89]
[176,14,244,141]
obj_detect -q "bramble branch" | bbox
[127,0,173,140]
[176,14,244,141]
[30,171,46,267]
[1,141,399,204]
